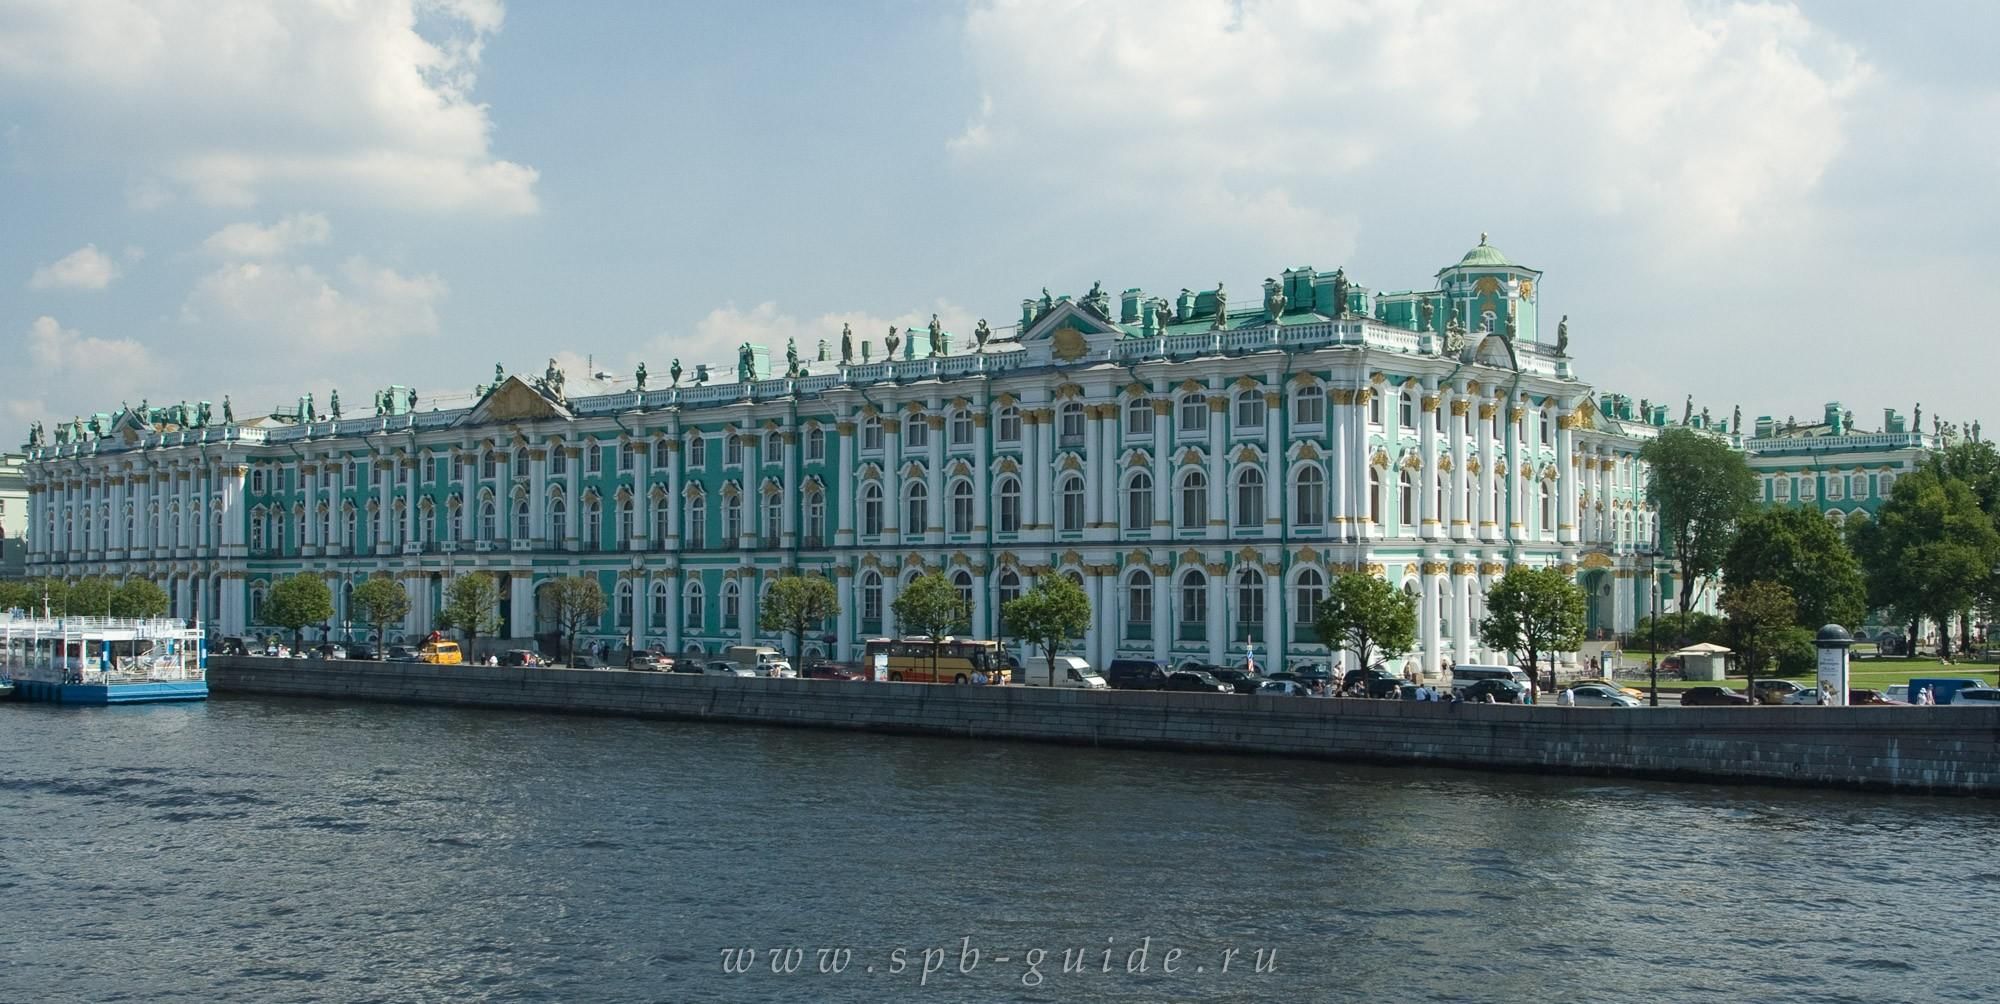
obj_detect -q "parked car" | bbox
[344,644,378,661]
[1462,678,1528,703]
[417,640,462,665]
[1104,659,1171,690]
[499,649,543,668]
[1849,689,1903,705]
[704,661,757,678]
[1205,666,1267,694]
[1680,686,1751,706]
[1290,667,1335,689]
[722,645,794,678]
[1343,668,1405,699]
[1885,684,1910,703]
[1748,679,1807,705]
[568,654,606,670]
[1164,670,1233,694]
[806,661,864,681]
[1573,677,1645,698]
[308,643,347,661]
[1908,677,1990,706]
[1256,679,1313,697]
[1567,684,1642,708]
[669,659,704,675]
[1781,688,1825,705]
[1950,687,2000,706]
[385,645,420,663]
[626,652,665,671]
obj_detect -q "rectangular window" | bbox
[1775,477,1791,501]
[906,418,929,449]
[950,412,972,446]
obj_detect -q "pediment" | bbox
[1019,301,1124,362]
[461,377,572,426]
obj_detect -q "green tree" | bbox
[1641,426,1757,622]
[1002,573,1092,684]
[1722,580,1797,701]
[66,576,117,616]
[16,578,69,616]
[350,576,412,649]
[1849,469,2000,659]
[1479,566,1587,693]
[545,575,606,666]
[437,572,503,648]
[0,579,32,613]
[1311,572,1417,677]
[1633,609,1725,648]
[265,574,334,651]
[1921,439,2000,650]
[891,570,971,682]
[111,578,170,619]
[759,572,840,669]
[1721,507,1866,631]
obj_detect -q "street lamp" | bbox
[1649,573,1661,707]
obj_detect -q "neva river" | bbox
[1,697,1993,1003]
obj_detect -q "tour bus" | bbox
[861,637,1012,684]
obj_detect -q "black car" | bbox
[1104,659,1170,690]
[345,644,378,661]
[1462,678,1527,704]
[669,659,704,675]
[1164,670,1233,694]
[569,654,606,670]
[384,645,420,662]
[1343,668,1405,699]
[1205,666,1267,694]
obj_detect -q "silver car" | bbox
[1568,684,1642,708]
[1950,687,2000,706]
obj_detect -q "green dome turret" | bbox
[1456,232,1511,268]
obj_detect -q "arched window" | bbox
[653,439,671,467]
[1179,570,1207,632]
[686,433,707,468]
[686,494,707,548]
[951,570,974,614]
[723,492,743,540]
[1293,568,1325,627]
[1179,469,1207,529]
[514,499,530,539]
[996,476,1021,534]
[1294,384,1325,427]
[1433,473,1445,525]
[762,491,782,542]
[544,497,565,548]
[1234,467,1264,527]
[1058,474,1084,531]
[652,498,670,545]
[449,503,462,542]
[1124,470,1154,531]
[1538,480,1553,534]
[1058,403,1086,444]
[806,426,827,462]
[996,405,1021,443]
[1399,390,1415,429]
[1124,399,1154,437]
[1127,570,1153,632]
[1397,468,1415,529]
[683,580,705,629]
[1179,394,1209,434]
[904,481,928,536]
[650,581,670,625]
[581,496,601,549]
[950,410,973,446]
[620,442,637,472]
[721,581,740,629]
[764,430,782,458]
[905,413,929,449]
[859,571,883,625]
[1368,390,1384,426]
[949,479,974,534]
[997,569,1022,608]
[250,584,267,624]
[618,497,635,545]
[804,487,826,544]
[861,415,884,452]
[615,581,633,629]
[479,499,497,540]
[1235,391,1265,429]
[1236,566,1264,628]
[860,482,884,536]
[1294,466,1325,526]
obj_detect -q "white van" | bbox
[1451,664,1533,691]
[1022,655,1107,689]
[722,645,795,678]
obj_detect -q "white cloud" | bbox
[0,0,537,215]
[641,300,981,376]
[28,243,119,290]
[22,315,158,406]
[181,256,447,355]
[202,212,333,258]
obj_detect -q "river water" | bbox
[0,697,1994,1003]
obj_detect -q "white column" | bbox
[1419,383,1439,539]
[1034,408,1055,540]
[1260,563,1281,672]
[1476,402,1496,541]
[1507,403,1526,541]
[835,568,853,660]
[564,449,581,548]
[1421,561,1442,681]
[1353,389,1373,540]
[530,449,549,540]
[781,429,799,546]
[971,411,990,534]
[1085,572,1104,667]
[1083,405,1104,533]
[1205,395,1226,541]
[1329,390,1350,534]
[1205,562,1226,664]
[509,574,533,640]
[633,443,651,550]
[1150,397,1171,541]
[1452,562,1474,663]
[633,572,650,644]
[883,418,903,537]
[835,417,855,545]
[403,459,418,545]
[1262,388,1281,535]
[742,433,761,548]
[1020,411,1039,533]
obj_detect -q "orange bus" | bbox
[862,637,1011,684]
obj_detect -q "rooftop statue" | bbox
[330,389,342,420]
[884,326,901,358]
[1683,395,1693,426]
[670,358,683,386]
[1555,315,1570,356]
[1330,268,1349,319]
[1264,280,1288,322]
[840,323,854,364]
[1211,282,1228,330]
[54,422,69,445]
[1914,402,1922,429]
[494,362,505,386]
[27,420,43,448]
[1733,404,1742,434]
[544,358,565,400]
[786,337,800,377]
[223,395,234,424]
[974,318,990,349]
[1701,406,1710,427]
[635,361,648,391]
[375,390,388,417]
[816,339,828,363]
[930,314,947,356]
[304,393,317,423]
[198,400,211,427]
[1418,298,1434,331]
[738,343,756,383]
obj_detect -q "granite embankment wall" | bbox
[209,659,2000,796]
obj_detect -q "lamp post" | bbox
[1649,572,1660,706]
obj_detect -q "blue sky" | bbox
[4,0,1996,435]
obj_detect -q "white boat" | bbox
[0,615,207,704]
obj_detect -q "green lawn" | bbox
[1626,658,1998,692]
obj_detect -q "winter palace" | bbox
[16,237,1940,676]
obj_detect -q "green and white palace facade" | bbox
[23,239,1696,676]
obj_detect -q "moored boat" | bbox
[0,615,207,705]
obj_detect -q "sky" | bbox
[3,0,1997,436]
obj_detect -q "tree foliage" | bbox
[112,578,170,619]
[1478,566,1587,692]
[66,576,117,616]
[1633,610,1725,648]
[438,572,503,645]
[265,574,334,648]
[1721,506,1866,631]
[1849,469,2000,659]
[759,572,840,667]
[1641,427,1757,616]
[350,576,411,646]
[545,575,606,666]
[1722,579,1796,694]
[892,570,971,679]
[1002,573,1092,680]
[1311,572,1416,674]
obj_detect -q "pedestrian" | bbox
[1557,688,1575,707]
